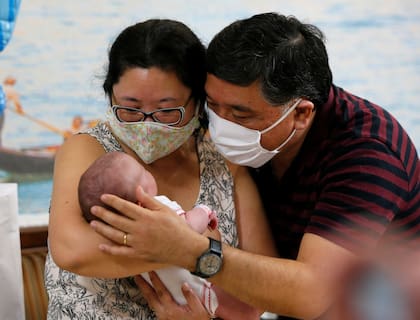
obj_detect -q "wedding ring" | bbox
[123,233,128,246]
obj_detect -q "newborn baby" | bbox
[78,151,216,232]
[78,151,260,319]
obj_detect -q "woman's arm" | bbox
[48,134,164,277]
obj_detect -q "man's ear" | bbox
[294,100,315,130]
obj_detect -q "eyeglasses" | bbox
[111,95,192,126]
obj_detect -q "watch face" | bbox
[199,253,222,275]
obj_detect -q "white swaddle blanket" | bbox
[141,196,219,316]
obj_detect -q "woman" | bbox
[46,19,275,319]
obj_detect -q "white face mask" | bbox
[207,99,301,168]
[107,107,200,164]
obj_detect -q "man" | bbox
[91,12,420,319]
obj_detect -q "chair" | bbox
[20,226,48,320]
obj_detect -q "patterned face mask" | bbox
[107,107,200,164]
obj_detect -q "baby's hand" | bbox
[194,204,218,230]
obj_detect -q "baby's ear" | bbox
[141,171,158,196]
[141,183,156,196]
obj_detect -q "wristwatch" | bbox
[191,237,223,278]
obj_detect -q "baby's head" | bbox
[78,151,157,222]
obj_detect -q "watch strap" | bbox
[191,237,223,278]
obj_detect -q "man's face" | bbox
[205,74,296,151]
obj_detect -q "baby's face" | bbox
[138,169,158,196]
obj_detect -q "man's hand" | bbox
[90,186,208,270]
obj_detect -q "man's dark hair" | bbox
[207,12,332,108]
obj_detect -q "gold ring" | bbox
[123,233,128,246]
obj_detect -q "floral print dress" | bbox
[45,122,238,319]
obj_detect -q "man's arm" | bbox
[91,189,357,319]
[210,233,356,319]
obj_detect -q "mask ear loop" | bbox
[260,98,302,134]
[197,101,209,132]
[272,128,296,152]
[194,103,200,116]
[188,102,202,135]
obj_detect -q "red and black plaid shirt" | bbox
[251,85,420,260]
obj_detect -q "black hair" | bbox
[103,19,207,111]
[207,12,332,108]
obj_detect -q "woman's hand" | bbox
[136,271,212,320]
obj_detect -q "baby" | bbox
[78,151,217,232]
[78,151,260,319]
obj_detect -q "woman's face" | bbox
[111,67,195,126]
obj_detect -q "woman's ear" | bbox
[294,100,315,130]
